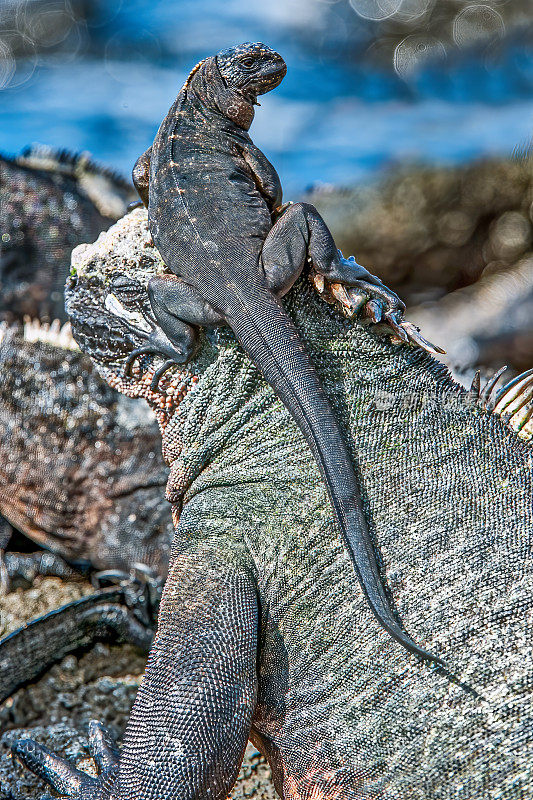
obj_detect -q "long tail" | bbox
[227,287,444,666]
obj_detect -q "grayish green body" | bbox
[14,211,532,799]
[163,275,533,798]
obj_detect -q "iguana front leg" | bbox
[125,275,225,388]
[13,550,259,800]
[240,141,282,212]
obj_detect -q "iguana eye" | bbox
[240,57,255,69]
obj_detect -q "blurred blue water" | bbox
[1,0,532,193]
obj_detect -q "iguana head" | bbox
[183,43,286,129]
[65,209,216,430]
[215,42,287,104]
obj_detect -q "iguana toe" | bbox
[12,722,120,799]
[150,358,177,391]
[12,738,96,797]
[123,345,154,377]
[88,720,120,776]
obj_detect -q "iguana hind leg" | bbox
[124,275,223,381]
[13,551,259,800]
[261,202,404,314]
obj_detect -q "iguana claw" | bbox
[397,320,446,355]
[150,358,177,391]
[310,264,445,356]
[363,299,383,324]
[123,345,155,377]
[12,721,119,799]
[383,311,410,343]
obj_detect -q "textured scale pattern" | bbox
[161,280,533,798]
[0,327,173,575]
[0,150,132,323]
[33,209,532,800]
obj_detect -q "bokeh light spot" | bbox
[453,4,505,48]
[348,0,403,22]
[394,34,446,77]
[0,40,15,89]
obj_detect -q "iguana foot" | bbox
[122,327,191,381]
[12,720,119,799]
[311,252,445,356]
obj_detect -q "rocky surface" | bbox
[0,577,276,799]
[409,255,533,376]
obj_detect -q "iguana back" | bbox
[48,209,533,799]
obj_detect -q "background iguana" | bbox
[0,146,135,324]
[12,209,533,800]
[0,323,173,580]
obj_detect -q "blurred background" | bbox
[1,0,532,188]
[1,0,533,378]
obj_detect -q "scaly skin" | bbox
[0,325,173,578]
[0,324,168,701]
[0,147,135,323]
[129,42,442,662]
[13,209,533,799]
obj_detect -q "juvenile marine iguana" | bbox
[129,42,444,662]
[12,209,533,799]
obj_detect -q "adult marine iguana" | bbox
[0,322,173,581]
[12,209,533,800]
[129,42,445,662]
[0,146,135,323]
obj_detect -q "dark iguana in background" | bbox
[0,144,164,594]
[0,323,173,578]
[12,208,533,800]
[0,320,175,701]
[0,145,135,323]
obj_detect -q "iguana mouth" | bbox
[241,64,287,101]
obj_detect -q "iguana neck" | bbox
[186,57,254,130]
